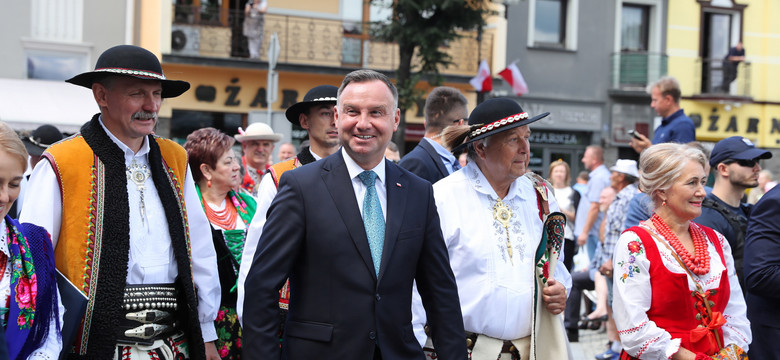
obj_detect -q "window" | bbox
[621,4,649,51]
[26,51,86,81]
[534,0,566,46]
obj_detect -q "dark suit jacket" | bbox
[398,139,450,184]
[243,149,466,360]
[744,185,780,356]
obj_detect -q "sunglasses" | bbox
[724,159,758,167]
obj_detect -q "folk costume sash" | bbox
[43,114,205,360]
[4,217,59,360]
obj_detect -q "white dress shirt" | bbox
[613,225,751,359]
[412,162,571,345]
[237,148,323,323]
[19,118,221,341]
[1,219,64,359]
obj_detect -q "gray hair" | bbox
[639,143,706,208]
[337,69,398,108]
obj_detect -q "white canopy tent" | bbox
[0,78,99,134]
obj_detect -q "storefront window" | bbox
[170,110,243,144]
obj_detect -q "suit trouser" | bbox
[564,270,595,330]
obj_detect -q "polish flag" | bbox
[470,59,492,92]
[498,62,529,96]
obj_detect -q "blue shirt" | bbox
[652,109,696,145]
[423,137,459,174]
[574,164,611,238]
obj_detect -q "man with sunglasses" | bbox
[695,136,772,288]
[399,86,468,184]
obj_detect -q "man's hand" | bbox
[205,341,221,360]
[629,133,652,154]
[599,259,613,278]
[542,279,566,315]
[577,232,588,246]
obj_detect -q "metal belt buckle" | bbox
[125,309,171,324]
[124,324,171,340]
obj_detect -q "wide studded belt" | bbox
[116,283,182,346]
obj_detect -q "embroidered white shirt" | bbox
[612,225,751,359]
[412,162,571,344]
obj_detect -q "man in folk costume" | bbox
[412,98,572,360]
[236,84,339,323]
[235,122,282,197]
[20,45,222,360]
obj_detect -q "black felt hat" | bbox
[66,45,190,98]
[454,98,549,151]
[22,124,64,157]
[284,85,338,125]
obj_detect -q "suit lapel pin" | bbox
[396,183,402,187]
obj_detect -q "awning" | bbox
[0,78,99,133]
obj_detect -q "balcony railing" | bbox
[610,52,667,90]
[170,5,493,76]
[692,58,751,98]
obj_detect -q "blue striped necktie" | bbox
[358,170,385,275]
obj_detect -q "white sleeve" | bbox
[19,160,62,248]
[237,173,277,325]
[714,231,752,349]
[612,231,680,359]
[183,166,221,342]
[27,287,64,359]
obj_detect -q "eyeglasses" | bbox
[724,159,758,168]
[452,118,466,124]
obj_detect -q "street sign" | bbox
[267,32,280,120]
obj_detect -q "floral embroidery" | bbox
[618,240,644,283]
[8,224,37,329]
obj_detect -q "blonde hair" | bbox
[0,122,28,173]
[548,159,571,186]
[639,143,706,207]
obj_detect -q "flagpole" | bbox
[476,26,485,105]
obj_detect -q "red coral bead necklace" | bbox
[651,213,710,275]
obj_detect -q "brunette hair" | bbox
[183,127,235,184]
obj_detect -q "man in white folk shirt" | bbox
[412,98,572,360]
[20,45,221,360]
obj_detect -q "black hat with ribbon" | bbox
[453,98,549,151]
[22,124,64,157]
[66,45,190,98]
[284,85,338,125]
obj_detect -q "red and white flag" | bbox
[498,62,529,96]
[470,59,492,92]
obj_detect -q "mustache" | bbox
[132,111,158,120]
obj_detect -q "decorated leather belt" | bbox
[117,283,182,346]
[465,332,519,355]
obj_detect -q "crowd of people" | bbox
[1,44,777,360]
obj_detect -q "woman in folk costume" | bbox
[0,121,62,359]
[184,128,257,359]
[613,143,751,359]
[411,98,572,360]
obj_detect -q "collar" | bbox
[661,109,686,126]
[423,137,457,164]
[589,164,608,177]
[463,161,525,201]
[342,150,386,186]
[310,147,322,161]
[98,115,150,160]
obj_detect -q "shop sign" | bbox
[688,107,780,147]
[529,130,588,146]
[191,78,301,110]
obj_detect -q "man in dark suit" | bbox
[744,185,780,359]
[243,70,466,359]
[398,86,467,184]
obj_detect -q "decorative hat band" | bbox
[310,96,337,102]
[93,67,167,80]
[470,112,529,138]
[27,136,54,148]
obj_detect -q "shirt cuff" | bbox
[201,321,218,342]
[665,338,681,359]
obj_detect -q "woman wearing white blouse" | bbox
[613,143,750,359]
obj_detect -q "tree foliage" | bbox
[370,0,489,152]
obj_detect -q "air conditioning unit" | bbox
[171,25,200,56]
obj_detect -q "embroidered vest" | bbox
[44,128,202,359]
